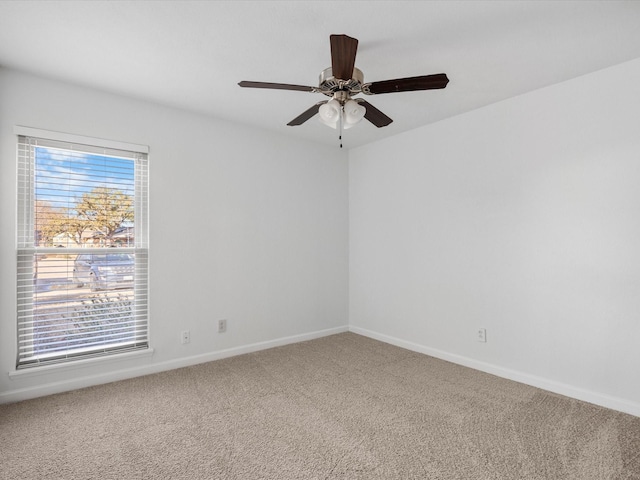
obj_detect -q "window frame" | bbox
[14,126,150,370]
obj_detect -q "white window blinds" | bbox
[16,130,149,369]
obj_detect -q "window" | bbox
[16,127,149,369]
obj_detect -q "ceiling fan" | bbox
[238,34,449,145]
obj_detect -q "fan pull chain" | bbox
[339,106,344,148]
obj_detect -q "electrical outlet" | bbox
[181,330,190,344]
[477,328,487,343]
[218,319,227,333]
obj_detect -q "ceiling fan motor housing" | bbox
[319,67,364,100]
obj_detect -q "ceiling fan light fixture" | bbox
[318,98,341,128]
[343,99,366,128]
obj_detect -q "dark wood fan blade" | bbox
[364,73,449,95]
[287,102,326,126]
[330,34,358,80]
[358,100,393,127]
[238,81,315,92]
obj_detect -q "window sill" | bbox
[8,347,155,379]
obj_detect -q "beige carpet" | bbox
[1,332,639,479]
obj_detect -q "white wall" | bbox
[0,68,349,402]
[349,58,640,417]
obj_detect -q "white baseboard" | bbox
[349,326,640,418]
[0,325,349,404]
[6,323,638,418]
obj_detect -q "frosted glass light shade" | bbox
[318,99,341,128]
[344,100,366,128]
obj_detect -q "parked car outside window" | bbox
[73,253,134,291]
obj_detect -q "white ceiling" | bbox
[1,1,640,149]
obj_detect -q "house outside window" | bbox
[16,127,149,369]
